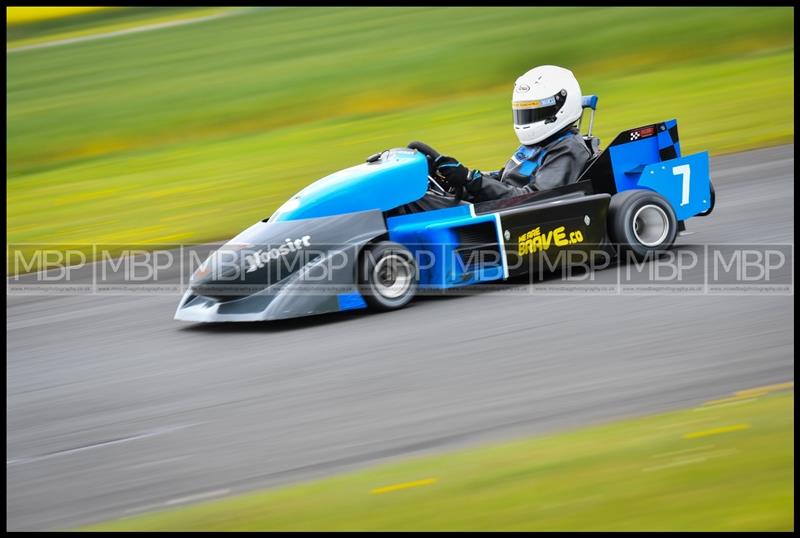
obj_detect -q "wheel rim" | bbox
[372,254,412,299]
[632,204,670,247]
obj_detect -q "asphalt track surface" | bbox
[6,145,794,530]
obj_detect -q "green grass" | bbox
[6,7,794,272]
[82,390,794,531]
[6,7,231,49]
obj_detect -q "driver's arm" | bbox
[432,157,506,201]
[464,173,536,202]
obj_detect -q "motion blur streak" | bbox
[7,9,249,53]
[371,478,438,495]
[683,424,751,439]
[6,7,108,24]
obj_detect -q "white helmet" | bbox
[512,65,583,146]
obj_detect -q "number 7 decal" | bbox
[672,164,691,206]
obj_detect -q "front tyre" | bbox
[358,241,418,311]
[608,190,679,260]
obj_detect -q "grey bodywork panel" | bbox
[175,210,387,322]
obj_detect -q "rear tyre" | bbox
[358,241,418,311]
[608,190,678,260]
[697,180,715,216]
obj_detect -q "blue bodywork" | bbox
[387,205,507,289]
[270,149,429,222]
[337,291,368,311]
[637,152,711,220]
[608,118,711,219]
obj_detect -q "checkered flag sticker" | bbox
[628,126,655,142]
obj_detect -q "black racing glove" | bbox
[433,155,483,193]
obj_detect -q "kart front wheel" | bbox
[358,241,418,311]
[608,189,678,260]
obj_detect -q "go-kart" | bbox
[175,95,714,322]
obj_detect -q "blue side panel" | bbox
[637,152,711,220]
[386,205,505,289]
[337,291,367,311]
[387,204,472,226]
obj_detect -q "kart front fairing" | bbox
[269,148,429,222]
[175,149,430,322]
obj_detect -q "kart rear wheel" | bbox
[359,241,418,311]
[697,180,715,217]
[608,189,678,260]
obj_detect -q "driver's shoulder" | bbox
[547,130,590,157]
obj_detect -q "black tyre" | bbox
[358,241,418,311]
[608,189,679,260]
[697,180,715,217]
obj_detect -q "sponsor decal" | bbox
[517,84,530,92]
[629,126,655,141]
[513,100,541,109]
[245,235,311,273]
[518,226,584,256]
[512,96,557,109]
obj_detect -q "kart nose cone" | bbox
[189,245,250,299]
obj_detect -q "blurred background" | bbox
[6,7,794,532]
[7,6,794,264]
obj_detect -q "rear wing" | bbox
[580,119,712,219]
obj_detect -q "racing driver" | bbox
[425,65,592,203]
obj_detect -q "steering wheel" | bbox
[407,141,463,201]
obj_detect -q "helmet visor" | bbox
[512,91,566,126]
